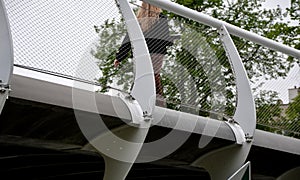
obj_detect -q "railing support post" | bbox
[192,25,256,179]
[0,0,14,115]
[94,0,155,179]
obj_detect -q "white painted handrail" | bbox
[144,0,300,59]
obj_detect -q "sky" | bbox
[263,0,290,9]
[259,0,300,103]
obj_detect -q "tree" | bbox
[286,93,300,120]
[172,0,299,79]
[92,0,299,130]
[168,0,300,129]
[92,19,134,93]
[255,90,284,132]
[285,93,300,137]
[285,0,300,50]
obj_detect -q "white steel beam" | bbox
[9,67,300,155]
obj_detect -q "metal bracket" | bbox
[225,119,246,145]
[117,92,144,125]
[143,111,153,122]
[0,83,11,92]
[245,133,253,143]
[0,83,10,115]
[225,117,253,144]
[97,90,151,180]
[98,1,154,178]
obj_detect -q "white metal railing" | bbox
[2,0,299,179]
[143,0,300,59]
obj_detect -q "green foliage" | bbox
[92,19,134,92]
[92,0,299,134]
[286,93,300,121]
[170,0,299,134]
[255,90,282,124]
[174,0,298,80]
[287,0,300,21]
[286,0,300,49]
[281,92,300,137]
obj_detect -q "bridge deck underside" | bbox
[0,98,299,179]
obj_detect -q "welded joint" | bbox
[226,117,237,124]
[0,83,10,114]
[124,94,135,101]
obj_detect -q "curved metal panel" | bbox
[0,0,13,114]
[219,25,256,138]
[0,0,13,85]
[192,25,256,180]
[277,167,300,180]
[91,1,154,179]
[117,0,156,115]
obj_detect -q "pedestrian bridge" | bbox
[1,0,300,179]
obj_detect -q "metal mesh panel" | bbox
[3,0,235,120]
[161,21,234,119]
[5,1,299,137]
[4,0,122,83]
[104,2,236,120]
[235,39,300,138]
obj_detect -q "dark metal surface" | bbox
[0,98,299,179]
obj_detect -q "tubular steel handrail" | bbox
[143,0,300,59]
